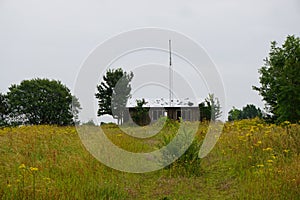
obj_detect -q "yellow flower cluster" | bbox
[30,167,39,172]
[18,164,39,172]
[263,147,273,151]
[281,121,291,126]
[19,163,26,169]
[246,133,252,137]
[257,141,262,144]
[283,149,290,153]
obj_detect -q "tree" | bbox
[6,78,80,125]
[0,93,8,127]
[253,35,300,123]
[131,98,150,126]
[72,95,82,125]
[228,104,262,121]
[241,104,262,119]
[199,102,211,121]
[199,93,222,121]
[206,93,222,121]
[228,107,242,121]
[95,68,133,124]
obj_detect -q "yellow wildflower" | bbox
[257,164,264,167]
[282,121,291,126]
[283,149,290,153]
[267,160,273,163]
[246,133,252,137]
[19,164,26,169]
[254,140,262,146]
[30,167,39,172]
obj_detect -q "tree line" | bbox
[1,35,298,127]
[95,35,300,124]
[0,79,81,127]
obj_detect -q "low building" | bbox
[123,98,200,123]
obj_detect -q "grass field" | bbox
[0,119,299,199]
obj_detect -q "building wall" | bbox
[123,107,199,123]
[166,107,199,121]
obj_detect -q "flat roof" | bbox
[126,98,201,108]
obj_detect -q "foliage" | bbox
[199,93,222,121]
[0,93,8,127]
[71,96,81,125]
[228,104,262,121]
[95,68,133,124]
[228,107,242,121]
[6,78,80,126]
[130,98,150,126]
[253,35,300,123]
[241,104,262,119]
[160,125,202,177]
[199,102,211,121]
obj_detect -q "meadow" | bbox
[0,119,299,199]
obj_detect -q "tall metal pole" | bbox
[169,40,172,107]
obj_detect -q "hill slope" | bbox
[0,120,299,199]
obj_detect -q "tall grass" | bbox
[0,119,299,199]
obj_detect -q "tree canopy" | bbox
[253,35,300,123]
[199,93,222,121]
[228,104,262,121]
[130,98,150,126]
[95,68,133,124]
[228,107,242,122]
[0,93,8,127]
[6,78,80,126]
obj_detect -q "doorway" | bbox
[176,110,182,120]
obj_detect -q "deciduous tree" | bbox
[228,104,262,121]
[6,78,80,125]
[228,107,242,121]
[95,68,133,124]
[131,98,150,126]
[199,94,222,121]
[253,35,300,123]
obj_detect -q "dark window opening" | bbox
[177,110,182,120]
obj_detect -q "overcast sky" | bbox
[0,0,299,122]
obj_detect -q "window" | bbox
[177,110,182,120]
[182,109,191,121]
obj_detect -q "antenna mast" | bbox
[169,40,173,107]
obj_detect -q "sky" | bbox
[0,0,299,123]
